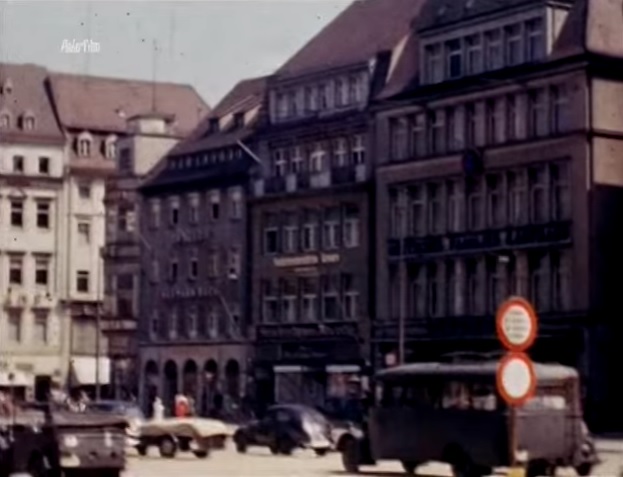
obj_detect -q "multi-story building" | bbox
[374,0,623,430]
[250,0,426,409]
[0,64,68,401]
[48,72,208,398]
[102,107,207,400]
[138,77,266,416]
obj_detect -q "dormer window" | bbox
[305,86,318,112]
[526,18,544,61]
[0,112,10,129]
[466,35,483,75]
[21,112,35,131]
[276,93,288,119]
[104,135,117,159]
[233,112,244,129]
[1,78,13,95]
[209,118,219,133]
[485,30,503,70]
[425,45,443,83]
[77,132,92,157]
[318,83,329,110]
[349,76,362,104]
[336,78,349,107]
[505,24,522,66]
[287,91,298,117]
[446,39,463,78]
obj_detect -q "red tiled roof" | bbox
[49,72,209,136]
[552,0,623,60]
[0,63,65,142]
[276,0,427,79]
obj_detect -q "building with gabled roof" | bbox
[137,77,266,416]
[372,0,623,431]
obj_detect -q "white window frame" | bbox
[290,147,305,173]
[505,24,523,66]
[35,256,50,287]
[410,186,427,237]
[485,30,503,70]
[309,143,327,173]
[170,309,178,339]
[9,256,23,285]
[446,39,463,79]
[343,215,360,248]
[323,217,340,250]
[526,17,544,61]
[302,221,318,252]
[150,311,159,338]
[77,221,91,245]
[302,294,317,322]
[351,135,365,164]
[334,138,349,167]
[33,311,48,344]
[207,310,219,338]
[8,311,21,342]
[10,200,23,227]
[426,44,443,83]
[466,34,483,74]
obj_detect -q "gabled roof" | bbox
[169,75,268,156]
[49,72,209,136]
[276,0,427,79]
[552,0,623,60]
[0,63,65,142]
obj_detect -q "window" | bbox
[151,259,160,283]
[529,252,550,311]
[551,162,571,221]
[446,261,458,316]
[208,251,219,277]
[78,183,91,199]
[467,177,484,230]
[150,311,160,338]
[187,306,198,338]
[272,149,287,177]
[39,157,50,175]
[342,274,358,320]
[170,200,179,225]
[526,18,544,61]
[302,212,319,251]
[412,113,427,157]
[264,226,279,254]
[0,113,9,128]
[486,99,502,144]
[466,35,482,74]
[425,44,443,83]
[309,143,327,173]
[169,259,179,282]
[333,138,349,167]
[351,135,366,165]
[430,110,445,155]
[349,76,362,103]
[291,147,305,174]
[188,195,199,224]
[8,311,21,342]
[150,201,161,229]
[410,185,426,236]
[301,278,318,322]
[428,183,443,235]
[485,30,503,70]
[78,136,91,156]
[410,266,427,317]
[282,281,297,323]
[23,115,35,130]
[276,93,288,119]
[283,213,299,253]
[528,89,548,137]
[189,249,199,280]
[318,83,329,109]
[446,39,463,78]
[34,312,48,344]
[486,175,505,227]
[9,256,23,285]
[466,259,482,315]
[228,248,240,278]
[10,200,23,227]
[36,201,51,229]
[552,250,571,311]
[506,95,518,141]
[529,165,548,223]
[262,281,279,323]
[207,310,219,338]
[76,271,90,293]
[390,190,406,238]
[427,263,442,317]
[288,91,298,117]
[230,190,242,219]
[12,155,24,173]
[343,206,360,248]
[322,276,340,320]
[446,107,458,152]
[551,85,570,133]
[210,192,220,220]
[35,257,50,286]
[323,209,340,250]
[508,170,528,225]
[465,103,476,147]
[335,78,348,107]
[390,118,409,161]
[447,180,462,232]
[170,308,179,339]
[505,24,522,66]
[487,257,506,314]
[305,86,318,112]
[77,222,90,245]
[105,137,117,160]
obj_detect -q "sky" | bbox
[0,0,352,107]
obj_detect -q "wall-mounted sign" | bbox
[273,253,340,268]
[257,322,358,340]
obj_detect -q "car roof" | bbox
[376,361,578,383]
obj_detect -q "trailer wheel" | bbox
[159,436,177,458]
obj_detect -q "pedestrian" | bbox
[153,396,164,420]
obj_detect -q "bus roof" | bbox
[376,361,578,383]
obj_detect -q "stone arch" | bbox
[225,359,241,401]
[182,359,199,407]
[163,360,178,415]
[201,359,219,417]
[143,360,159,417]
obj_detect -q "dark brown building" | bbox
[249,0,426,410]
[373,0,623,430]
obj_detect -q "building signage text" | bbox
[257,322,357,340]
[273,253,340,268]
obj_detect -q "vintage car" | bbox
[0,402,127,477]
[337,359,599,477]
[233,404,333,456]
[85,401,144,448]
[138,417,232,458]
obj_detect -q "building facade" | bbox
[249,0,426,410]
[0,64,69,401]
[373,0,623,430]
[138,77,266,417]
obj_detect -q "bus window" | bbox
[524,387,568,410]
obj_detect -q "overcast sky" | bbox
[0,0,351,107]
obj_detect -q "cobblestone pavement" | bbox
[124,441,623,477]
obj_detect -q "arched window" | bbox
[0,111,10,129]
[2,78,13,95]
[77,132,92,157]
[104,135,117,159]
[21,112,35,131]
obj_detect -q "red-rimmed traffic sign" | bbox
[496,352,537,407]
[496,297,538,352]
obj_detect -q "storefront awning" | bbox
[0,371,33,387]
[70,357,111,386]
[326,365,360,373]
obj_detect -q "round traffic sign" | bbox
[496,352,537,406]
[496,297,538,352]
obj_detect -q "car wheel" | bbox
[193,449,209,459]
[576,463,593,476]
[234,433,248,454]
[315,448,328,457]
[341,437,360,474]
[136,444,148,456]
[159,436,177,458]
[269,442,280,455]
[278,438,295,455]
[402,461,419,475]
